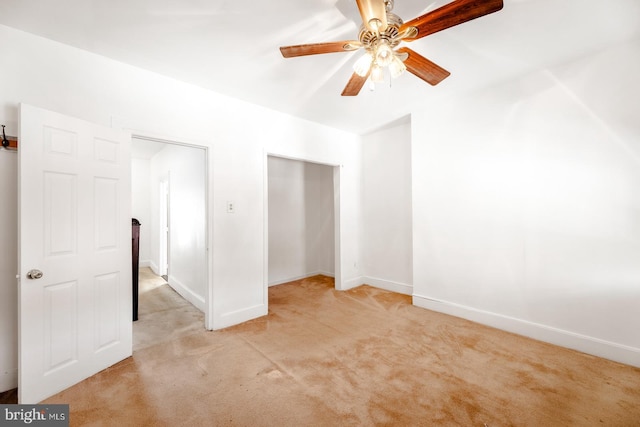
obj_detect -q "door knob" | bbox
[26,269,43,280]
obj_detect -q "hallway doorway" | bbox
[131,137,208,349]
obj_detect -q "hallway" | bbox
[134,267,204,351]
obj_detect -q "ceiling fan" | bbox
[279,0,503,96]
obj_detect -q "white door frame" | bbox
[158,174,170,278]
[130,133,214,330]
[263,152,343,296]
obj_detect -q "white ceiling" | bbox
[1,0,639,134]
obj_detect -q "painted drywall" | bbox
[149,144,207,310]
[268,156,334,285]
[0,24,362,391]
[411,39,640,367]
[362,121,413,295]
[131,157,152,267]
[0,150,17,392]
[306,162,335,277]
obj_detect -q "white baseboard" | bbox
[340,276,364,291]
[167,275,205,312]
[214,303,268,330]
[363,276,412,295]
[139,259,151,268]
[316,270,335,278]
[148,260,160,276]
[0,369,17,393]
[413,294,640,368]
[268,271,335,287]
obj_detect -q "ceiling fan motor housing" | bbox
[385,0,395,12]
[358,11,403,53]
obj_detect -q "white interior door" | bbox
[18,104,132,403]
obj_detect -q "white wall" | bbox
[0,24,362,391]
[131,157,151,266]
[306,162,335,277]
[411,39,640,367]
[268,156,334,285]
[149,144,207,310]
[362,120,413,295]
[0,150,17,392]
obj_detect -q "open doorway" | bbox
[158,176,169,281]
[131,137,207,351]
[266,155,338,287]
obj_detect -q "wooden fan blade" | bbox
[397,47,450,86]
[356,0,388,32]
[280,41,360,58]
[341,71,370,96]
[399,0,503,41]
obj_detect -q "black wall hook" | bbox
[1,125,9,148]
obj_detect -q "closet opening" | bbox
[266,155,340,289]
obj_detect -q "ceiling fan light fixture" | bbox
[374,40,394,67]
[353,52,373,77]
[388,55,406,79]
[279,0,505,96]
[368,18,383,32]
[371,63,384,83]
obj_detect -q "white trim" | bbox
[413,293,640,368]
[158,174,170,278]
[0,369,18,393]
[342,276,364,290]
[167,275,205,312]
[332,165,342,291]
[268,271,335,287]
[112,117,214,330]
[262,149,269,320]
[316,270,335,278]
[147,260,160,276]
[215,304,268,330]
[264,152,343,292]
[363,276,412,295]
[202,144,214,331]
[139,259,151,268]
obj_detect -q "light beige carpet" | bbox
[34,275,640,425]
[133,268,204,352]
